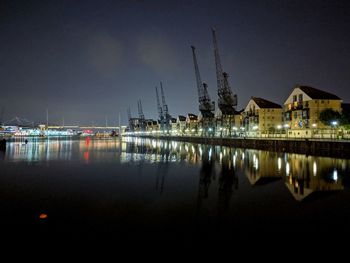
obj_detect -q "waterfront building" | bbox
[215,109,243,137]
[186,113,198,134]
[284,85,342,138]
[176,115,186,134]
[243,97,283,137]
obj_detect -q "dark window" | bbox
[298,94,303,102]
[293,95,297,102]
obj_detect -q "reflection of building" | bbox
[244,150,282,185]
[285,154,344,201]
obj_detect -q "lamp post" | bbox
[283,124,290,139]
[312,123,317,139]
[277,125,282,138]
[331,121,338,140]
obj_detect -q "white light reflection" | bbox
[313,161,317,176]
[278,157,282,171]
[333,169,338,181]
[286,162,290,176]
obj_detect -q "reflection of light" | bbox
[199,147,202,157]
[286,162,290,175]
[253,154,258,170]
[191,146,195,153]
[278,157,282,170]
[313,161,317,176]
[219,152,222,163]
[85,137,90,147]
[223,148,226,156]
[84,151,89,162]
[185,145,189,152]
[233,154,236,168]
[209,148,212,160]
[333,169,338,181]
[39,213,48,219]
[242,152,245,160]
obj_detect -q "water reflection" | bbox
[1,136,349,202]
[284,154,344,201]
[244,150,283,185]
[196,145,215,215]
[217,147,238,213]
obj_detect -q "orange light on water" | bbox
[39,213,48,219]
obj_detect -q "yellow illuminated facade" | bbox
[284,86,342,137]
[244,97,283,136]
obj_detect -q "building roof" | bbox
[298,86,341,100]
[178,115,186,121]
[251,97,282,109]
[187,113,198,120]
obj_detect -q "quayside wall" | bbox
[135,135,350,158]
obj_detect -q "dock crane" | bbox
[212,28,237,136]
[127,107,134,132]
[137,99,145,131]
[191,45,215,136]
[160,82,171,133]
[155,86,164,131]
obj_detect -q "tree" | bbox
[319,109,341,126]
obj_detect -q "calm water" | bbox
[1,136,350,241]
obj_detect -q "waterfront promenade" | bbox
[131,134,350,158]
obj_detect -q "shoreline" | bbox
[133,135,350,159]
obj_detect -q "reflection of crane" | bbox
[160,82,171,133]
[191,46,215,136]
[137,99,145,131]
[217,148,238,215]
[212,28,237,115]
[155,86,164,131]
[195,146,215,217]
[155,141,170,194]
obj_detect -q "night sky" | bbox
[1,0,350,126]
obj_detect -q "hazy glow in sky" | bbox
[1,0,349,125]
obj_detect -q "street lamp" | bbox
[331,121,338,139]
[312,123,317,139]
[283,124,290,138]
[277,125,282,138]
